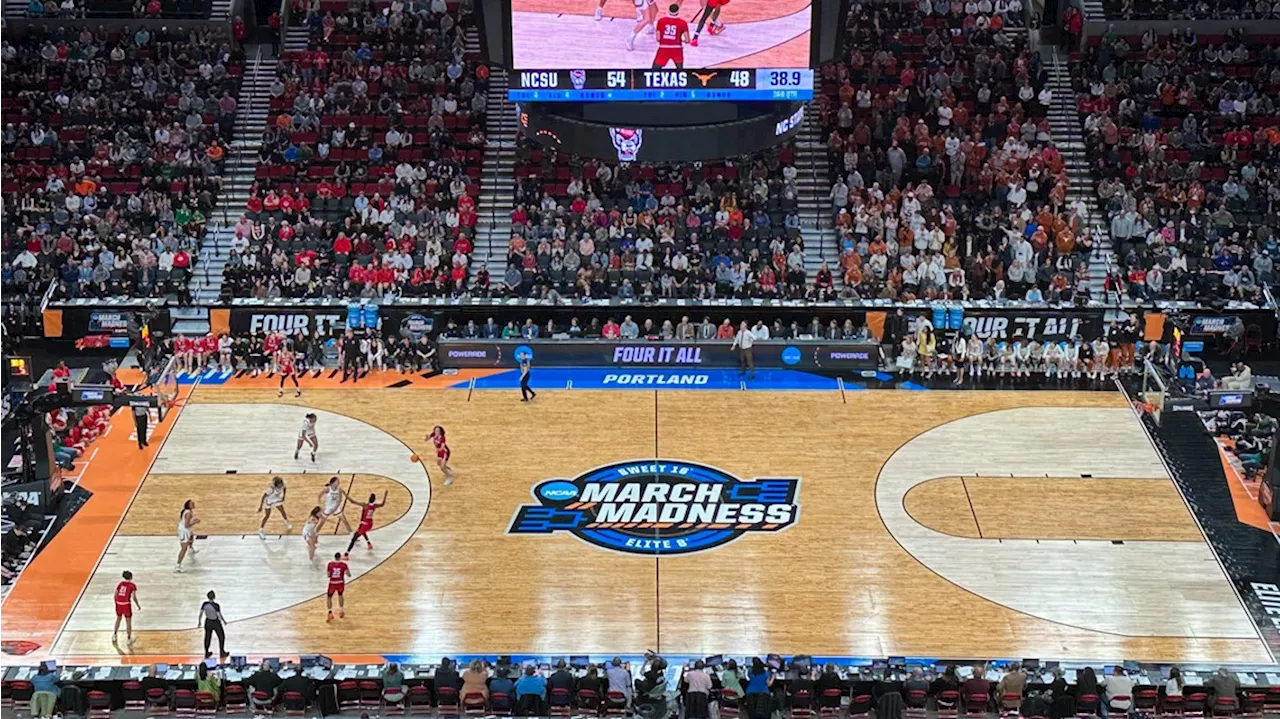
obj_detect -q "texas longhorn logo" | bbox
[691,71,718,87]
[508,460,800,555]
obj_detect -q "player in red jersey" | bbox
[197,333,217,373]
[112,570,141,646]
[650,4,689,69]
[346,491,387,553]
[325,552,351,622]
[277,347,300,398]
[176,335,195,374]
[264,332,284,371]
[690,0,728,46]
[430,425,455,485]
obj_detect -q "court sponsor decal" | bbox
[508,460,799,555]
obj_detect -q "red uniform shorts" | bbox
[327,583,345,597]
[653,47,684,67]
[357,521,373,536]
[707,0,729,8]
[115,604,132,618]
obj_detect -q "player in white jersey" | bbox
[950,333,969,386]
[1013,340,1032,378]
[996,342,1014,376]
[1044,340,1063,378]
[217,334,233,372]
[1028,340,1044,376]
[317,476,353,535]
[257,476,292,539]
[175,499,199,573]
[302,506,322,563]
[895,334,917,375]
[624,0,659,49]
[966,335,984,379]
[1089,337,1110,379]
[295,412,318,462]
[1063,340,1081,377]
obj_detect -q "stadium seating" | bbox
[1,26,243,306]
[500,140,811,300]
[813,0,1090,303]
[1071,29,1279,302]
[224,0,487,300]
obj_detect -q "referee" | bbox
[519,354,537,402]
[731,321,755,379]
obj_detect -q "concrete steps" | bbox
[1045,51,1114,303]
[471,57,515,287]
[794,102,837,280]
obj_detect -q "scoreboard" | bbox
[508,68,814,102]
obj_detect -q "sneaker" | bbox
[174,564,184,573]
[366,541,373,551]
[645,23,654,34]
[277,390,283,398]
[112,633,118,644]
[338,611,345,619]
[294,451,300,460]
[295,390,302,397]
[691,33,699,46]
[625,33,634,50]
[257,529,266,540]
[286,521,294,531]
[343,553,350,561]
[127,637,137,647]
[326,612,333,623]
[594,6,602,18]
[311,452,316,462]
[444,476,453,486]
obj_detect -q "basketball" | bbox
[410,454,420,463]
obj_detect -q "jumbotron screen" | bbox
[507,0,813,102]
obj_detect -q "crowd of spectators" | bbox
[1,26,242,307]
[816,0,1095,305]
[223,0,488,302]
[1072,29,1279,305]
[1095,0,1280,22]
[499,143,814,301]
[23,0,213,19]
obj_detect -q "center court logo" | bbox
[507,460,800,555]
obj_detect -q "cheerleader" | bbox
[966,335,984,379]
[896,334,918,375]
[951,333,969,386]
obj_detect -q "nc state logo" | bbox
[608,127,643,162]
[2,640,41,655]
[570,69,586,89]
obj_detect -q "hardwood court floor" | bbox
[42,387,1275,664]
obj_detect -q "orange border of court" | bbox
[0,385,193,663]
[1214,438,1278,533]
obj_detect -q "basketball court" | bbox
[2,375,1273,666]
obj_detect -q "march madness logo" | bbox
[508,460,799,555]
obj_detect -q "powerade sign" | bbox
[508,460,800,555]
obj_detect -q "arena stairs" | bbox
[174,46,277,336]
